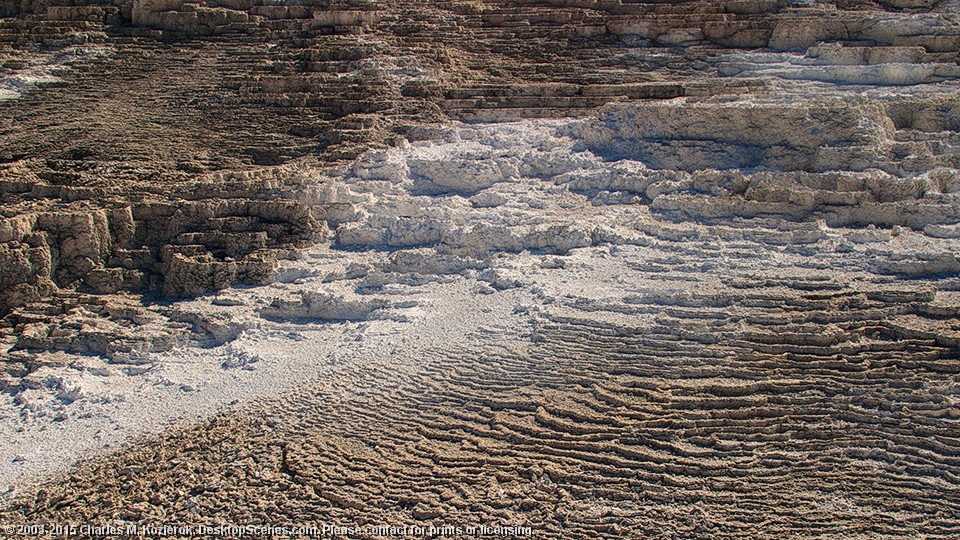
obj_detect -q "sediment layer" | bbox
[0,1,958,537]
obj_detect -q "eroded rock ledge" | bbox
[0,116,958,536]
[0,2,958,535]
[0,0,956,322]
[0,0,958,395]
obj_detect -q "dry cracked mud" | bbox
[1,0,959,538]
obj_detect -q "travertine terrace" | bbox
[1,0,959,537]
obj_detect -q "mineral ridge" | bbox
[1,0,959,537]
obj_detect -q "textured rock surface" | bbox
[0,0,959,537]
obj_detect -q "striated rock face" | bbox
[0,185,322,300]
[2,116,959,536]
[581,99,896,172]
[1,0,959,537]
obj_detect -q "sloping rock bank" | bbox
[0,0,959,538]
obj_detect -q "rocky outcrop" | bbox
[0,0,956,358]
[0,2,959,535]
[0,194,322,308]
[259,291,389,321]
[582,99,895,172]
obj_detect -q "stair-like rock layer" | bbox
[3,256,957,537]
[0,1,958,535]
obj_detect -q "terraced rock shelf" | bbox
[1,0,959,538]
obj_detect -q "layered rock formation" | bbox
[0,0,959,537]
[2,118,959,537]
[2,0,958,316]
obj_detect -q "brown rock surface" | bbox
[0,0,959,537]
